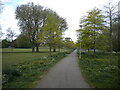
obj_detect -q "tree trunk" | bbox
[94,48,96,58]
[109,10,112,65]
[93,25,96,58]
[36,45,39,52]
[59,48,60,52]
[32,46,35,52]
[49,46,52,56]
[93,40,96,58]
[53,48,56,52]
[88,48,89,55]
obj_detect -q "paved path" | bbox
[35,50,90,88]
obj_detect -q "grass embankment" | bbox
[2,48,74,88]
[78,51,119,88]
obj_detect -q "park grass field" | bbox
[2,52,49,69]
[2,48,68,69]
[2,48,73,88]
[1,47,49,52]
[2,48,49,70]
[78,51,119,88]
[1,47,68,53]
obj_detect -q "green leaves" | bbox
[15,2,68,52]
[77,8,108,51]
[41,9,68,50]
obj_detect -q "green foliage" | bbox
[13,34,31,48]
[2,39,10,48]
[77,8,109,55]
[2,69,20,84]
[41,9,68,52]
[78,53,119,88]
[6,27,16,43]
[15,2,46,52]
[63,38,76,49]
[15,2,68,52]
[112,17,120,52]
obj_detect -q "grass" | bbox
[2,48,69,69]
[77,51,119,88]
[1,47,49,52]
[1,47,68,53]
[2,53,48,69]
[2,48,74,88]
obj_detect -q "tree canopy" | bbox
[15,2,68,53]
[77,8,108,57]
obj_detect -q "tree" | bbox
[13,33,31,48]
[64,38,75,49]
[77,8,108,57]
[110,2,120,52]
[52,17,68,52]
[41,9,67,54]
[104,2,119,64]
[6,27,16,47]
[16,2,46,52]
[112,20,119,52]
[2,39,9,48]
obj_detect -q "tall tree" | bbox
[104,2,118,64]
[77,8,108,57]
[16,2,46,52]
[6,27,16,47]
[41,9,67,54]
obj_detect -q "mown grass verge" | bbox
[77,51,119,88]
[2,50,73,88]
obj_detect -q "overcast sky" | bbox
[1,0,119,42]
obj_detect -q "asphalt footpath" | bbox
[35,50,90,88]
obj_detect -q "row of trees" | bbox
[2,36,75,49]
[2,2,76,52]
[76,2,120,64]
[76,8,108,57]
[15,2,74,52]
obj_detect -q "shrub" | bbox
[2,69,20,84]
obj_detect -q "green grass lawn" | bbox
[2,48,69,69]
[2,48,74,88]
[1,47,49,52]
[78,51,119,88]
[1,47,68,53]
[2,52,48,69]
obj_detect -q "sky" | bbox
[1,0,119,42]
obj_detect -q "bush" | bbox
[2,69,21,84]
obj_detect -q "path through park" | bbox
[35,50,90,88]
